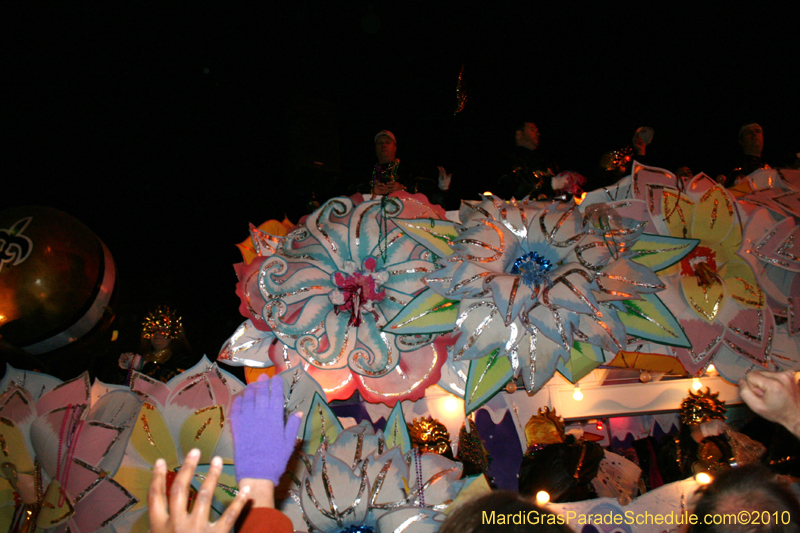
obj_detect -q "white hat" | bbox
[374,130,396,143]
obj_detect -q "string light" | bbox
[695,472,713,485]
[707,364,716,374]
[692,377,702,391]
[443,395,461,414]
[536,491,550,504]
[573,385,583,401]
[596,419,604,431]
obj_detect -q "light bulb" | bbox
[573,385,583,401]
[536,491,550,504]
[443,396,461,413]
[695,472,712,485]
[692,377,702,391]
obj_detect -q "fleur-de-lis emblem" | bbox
[0,217,33,273]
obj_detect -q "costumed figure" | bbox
[497,121,561,200]
[729,123,771,186]
[518,407,642,504]
[370,130,451,207]
[455,419,492,480]
[118,305,194,384]
[517,407,605,503]
[408,416,454,459]
[659,387,765,482]
[596,127,653,188]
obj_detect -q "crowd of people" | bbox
[358,120,798,212]
[146,369,800,532]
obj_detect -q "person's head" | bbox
[150,332,170,351]
[739,123,764,157]
[689,464,800,533]
[375,130,397,164]
[438,491,572,533]
[518,438,604,503]
[140,305,188,353]
[515,122,540,150]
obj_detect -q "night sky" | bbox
[4,2,799,378]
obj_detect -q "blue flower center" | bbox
[510,251,552,286]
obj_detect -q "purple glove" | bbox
[230,374,302,484]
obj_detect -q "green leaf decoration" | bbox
[393,218,457,258]
[190,464,239,516]
[619,293,691,348]
[630,233,699,272]
[383,402,412,453]
[383,288,459,335]
[464,349,512,416]
[302,392,343,455]
[557,342,607,383]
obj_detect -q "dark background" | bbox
[3,1,799,379]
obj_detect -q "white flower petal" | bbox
[301,449,371,533]
[485,273,536,326]
[543,265,600,315]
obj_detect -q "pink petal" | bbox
[356,337,448,406]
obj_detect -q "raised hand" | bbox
[230,375,302,484]
[149,449,250,533]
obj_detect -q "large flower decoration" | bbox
[406,195,662,396]
[112,357,245,533]
[0,369,142,533]
[0,366,63,532]
[629,165,783,379]
[734,169,800,324]
[224,193,448,405]
[280,413,482,533]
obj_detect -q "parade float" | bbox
[1,165,798,532]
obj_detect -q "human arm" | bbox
[632,127,653,157]
[373,181,389,195]
[234,478,294,533]
[148,450,251,533]
[238,478,274,508]
[689,419,727,443]
[633,137,646,157]
[373,181,405,195]
[385,181,405,193]
[738,370,800,439]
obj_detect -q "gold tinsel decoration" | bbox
[456,421,491,474]
[408,416,452,456]
[680,387,727,426]
[599,146,633,173]
[524,407,566,450]
[142,305,183,339]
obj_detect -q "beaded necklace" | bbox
[413,448,425,508]
[371,159,401,192]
